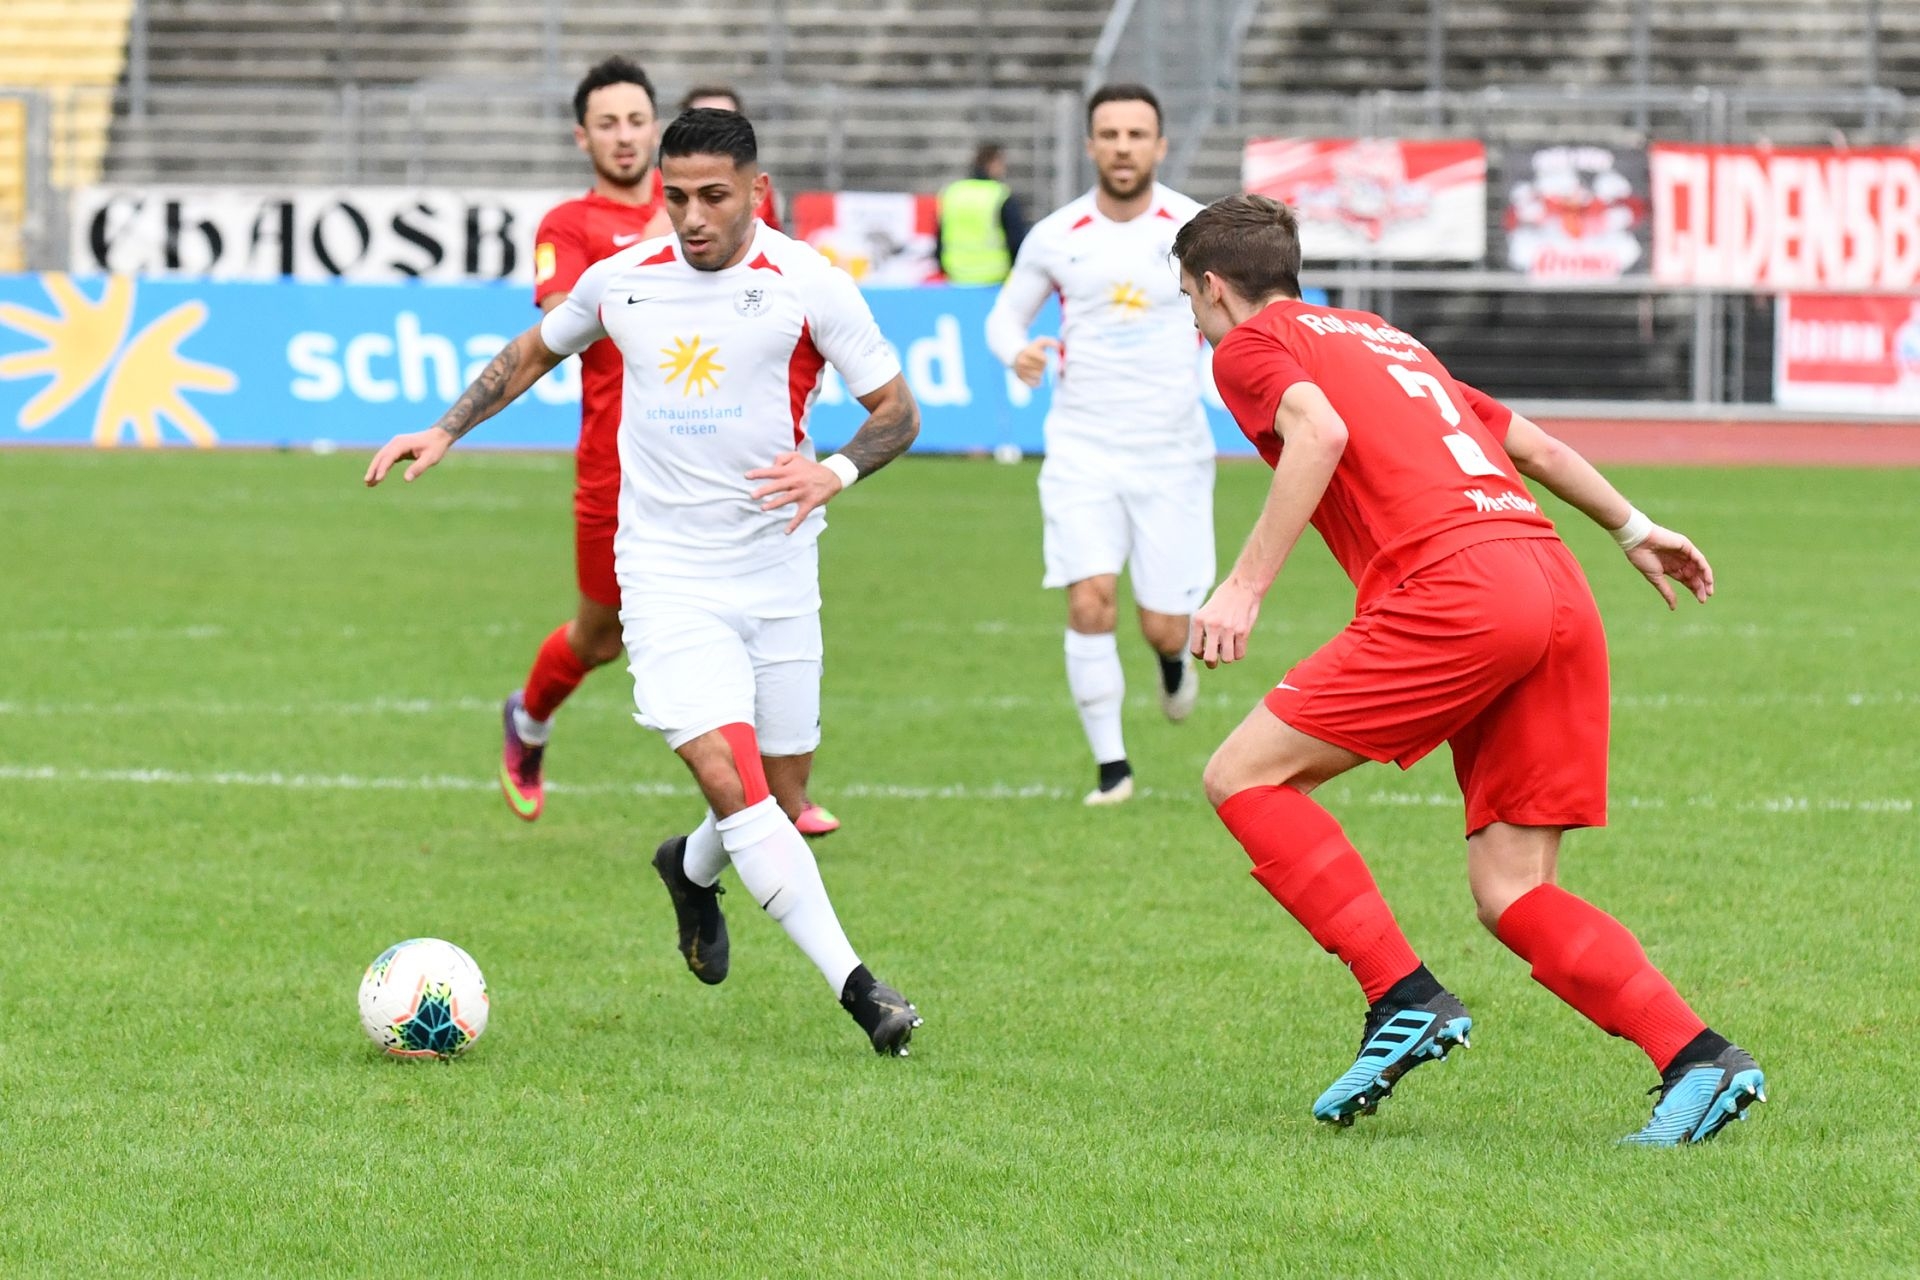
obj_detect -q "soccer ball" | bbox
[357,938,490,1059]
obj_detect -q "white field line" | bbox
[0,762,1909,815]
[0,616,1873,647]
[0,690,1912,719]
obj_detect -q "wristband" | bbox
[1609,506,1655,551]
[821,453,861,491]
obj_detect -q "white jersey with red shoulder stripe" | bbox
[540,222,901,578]
[986,183,1212,470]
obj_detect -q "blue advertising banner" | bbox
[0,273,1318,456]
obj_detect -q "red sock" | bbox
[522,625,592,722]
[1216,785,1421,1003]
[1496,884,1707,1071]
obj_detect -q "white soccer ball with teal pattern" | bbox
[358,938,489,1058]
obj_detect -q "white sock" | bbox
[511,704,552,746]
[683,810,727,887]
[1065,629,1126,765]
[720,797,861,993]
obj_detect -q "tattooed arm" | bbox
[746,374,921,534]
[837,374,921,477]
[363,324,566,486]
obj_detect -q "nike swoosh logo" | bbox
[625,294,657,305]
[1275,682,1300,692]
[613,233,646,246]
[498,762,538,815]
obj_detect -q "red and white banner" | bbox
[1774,293,1920,413]
[792,191,939,287]
[1502,145,1649,280]
[1652,144,1920,290]
[1241,139,1487,261]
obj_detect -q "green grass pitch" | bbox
[2,450,1915,1276]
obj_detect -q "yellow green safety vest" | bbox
[939,178,1012,284]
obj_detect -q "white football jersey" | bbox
[986,184,1213,470]
[541,224,901,577]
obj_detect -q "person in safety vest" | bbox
[936,143,1029,284]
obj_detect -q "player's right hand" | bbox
[1012,337,1062,388]
[1191,579,1262,668]
[1625,525,1714,610]
[364,428,453,487]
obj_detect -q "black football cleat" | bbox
[839,965,922,1056]
[652,835,729,985]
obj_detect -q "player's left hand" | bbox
[1626,525,1714,610]
[748,452,844,534]
[1191,579,1262,668]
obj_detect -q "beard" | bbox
[592,153,651,188]
[1097,165,1153,202]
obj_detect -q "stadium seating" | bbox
[104,0,1105,195]
[0,0,134,269]
[94,1,1918,198]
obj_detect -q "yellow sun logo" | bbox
[1108,281,1151,320]
[658,335,725,397]
[0,274,236,447]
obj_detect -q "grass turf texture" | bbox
[1,450,1915,1277]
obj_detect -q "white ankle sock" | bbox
[683,810,727,887]
[1065,629,1126,764]
[719,798,861,993]
[512,705,552,746]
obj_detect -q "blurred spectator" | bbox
[936,143,1029,284]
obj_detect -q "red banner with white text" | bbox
[1774,293,1920,413]
[1651,144,1920,290]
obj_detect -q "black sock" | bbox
[1097,758,1132,791]
[839,963,875,1009]
[1157,652,1186,695]
[1375,963,1444,1010]
[1666,1028,1732,1075]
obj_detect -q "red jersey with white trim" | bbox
[538,224,901,577]
[1211,300,1558,605]
[533,188,668,516]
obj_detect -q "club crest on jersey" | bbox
[659,335,725,397]
[1108,281,1150,320]
[734,286,770,317]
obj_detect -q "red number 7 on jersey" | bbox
[1387,364,1506,478]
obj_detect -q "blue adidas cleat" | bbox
[1312,989,1472,1126]
[1622,1042,1766,1146]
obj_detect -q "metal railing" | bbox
[0,90,56,270]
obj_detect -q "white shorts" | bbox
[1038,457,1216,616]
[617,546,823,756]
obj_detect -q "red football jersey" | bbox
[533,189,667,514]
[1212,300,1558,605]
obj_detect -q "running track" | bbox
[1536,419,1920,467]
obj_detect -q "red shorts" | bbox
[575,506,619,609]
[1265,537,1609,835]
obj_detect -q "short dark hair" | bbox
[660,108,758,167]
[1086,83,1162,134]
[680,84,742,113]
[971,142,1004,173]
[1171,194,1303,302]
[573,56,656,125]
